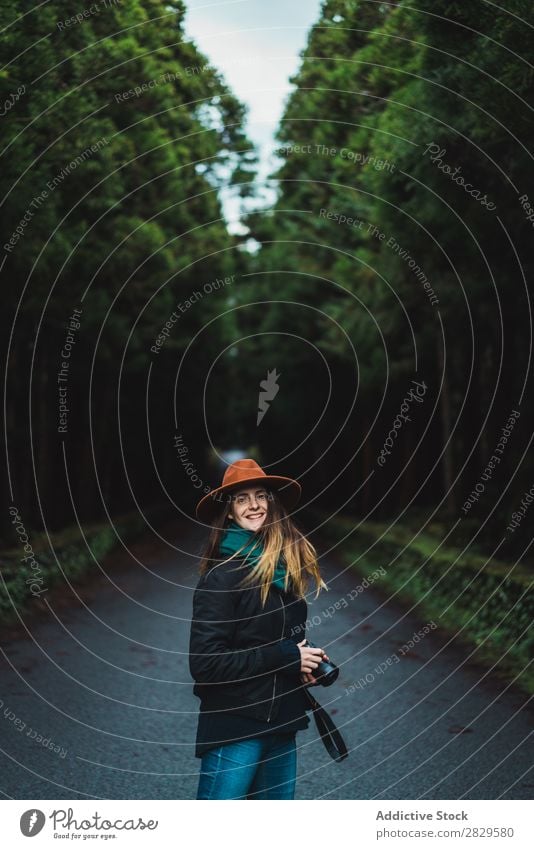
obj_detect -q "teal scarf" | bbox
[219,520,288,591]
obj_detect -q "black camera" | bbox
[304,639,339,687]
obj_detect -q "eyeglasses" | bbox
[231,490,272,506]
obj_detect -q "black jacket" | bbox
[189,557,309,723]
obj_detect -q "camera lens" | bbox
[305,639,339,687]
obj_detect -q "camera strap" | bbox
[303,688,348,762]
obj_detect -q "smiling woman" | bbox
[189,458,328,799]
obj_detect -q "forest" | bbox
[1,0,533,574]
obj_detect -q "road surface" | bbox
[0,517,532,799]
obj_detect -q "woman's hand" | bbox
[297,639,329,685]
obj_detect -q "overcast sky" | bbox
[184,0,322,229]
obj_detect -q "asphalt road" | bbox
[0,517,532,800]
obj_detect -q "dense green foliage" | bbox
[1,0,254,537]
[0,506,159,624]
[314,511,534,693]
[2,0,533,582]
[244,0,534,565]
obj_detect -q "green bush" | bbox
[0,509,160,625]
[312,512,534,694]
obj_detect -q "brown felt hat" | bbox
[196,457,301,523]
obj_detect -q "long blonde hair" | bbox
[198,488,326,606]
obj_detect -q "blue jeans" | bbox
[196,733,297,799]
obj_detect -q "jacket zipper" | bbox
[267,591,286,722]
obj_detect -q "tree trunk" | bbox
[437,333,456,515]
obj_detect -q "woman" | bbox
[189,457,329,800]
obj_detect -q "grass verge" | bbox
[311,511,534,695]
